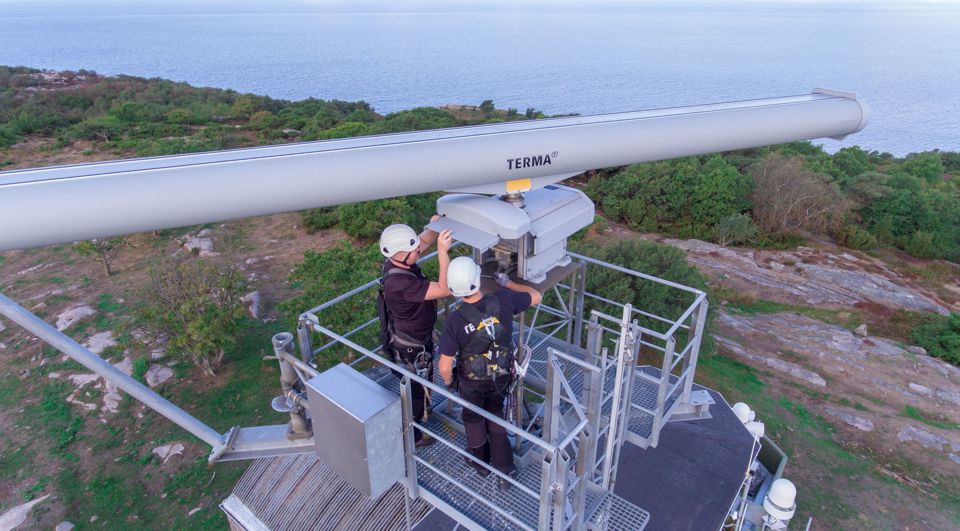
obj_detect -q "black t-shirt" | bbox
[383,261,437,342]
[438,289,533,358]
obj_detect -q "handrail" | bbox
[570,252,705,295]
[311,322,557,453]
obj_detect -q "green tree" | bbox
[479,100,495,116]
[73,237,128,276]
[138,252,247,378]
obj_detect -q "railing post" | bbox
[651,336,677,448]
[681,297,709,403]
[399,376,419,498]
[551,451,570,531]
[572,260,587,349]
[537,451,557,530]
[544,348,561,445]
[296,317,314,366]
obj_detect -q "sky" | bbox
[1,0,958,16]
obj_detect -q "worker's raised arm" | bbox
[495,273,542,306]
[423,229,452,300]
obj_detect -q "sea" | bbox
[1,2,958,156]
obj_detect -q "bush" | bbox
[138,251,247,378]
[837,225,877,250]
[299,207,339,233]
[911,313,960,366]
[714,213,758,247]
[336,193,439,240]
[751,153,849,239]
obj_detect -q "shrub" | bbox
[837,225,877,250]
[751,153,850,239]
[911,313,960,366]
[138,251,247,378]
[714,213,758,247]
[73,237,128,276]
[299,207,339,233]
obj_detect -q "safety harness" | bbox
[457,293,516,385]
[377,262,433,379]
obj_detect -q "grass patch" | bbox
[97,293,122,313]
[132,357,148,384]
[900,405,960,431]
[712,288,862,329]
[31,381,86,452]
[0,374,25,407]
[183,319,282,430]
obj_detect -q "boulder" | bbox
[56,521,75,531]
[908,383,932,395]
[0,317,5,332]
[241,291,262,320]
[146,365,174,387]
[0,494,51,530]
[83,331,117,355]
[897,425,949,451]
[716,336,827,387]
[824,407,874,432]
[56,305,96,331]
[906,345,928,356]
[853,324,869,337]
[178,233,216,257]
[153,442,185,463]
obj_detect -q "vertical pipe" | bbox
[0,292,225,449]
[544,349,561,445]
[609,321,640,490]
[296,319,314,365]
[272,333,311,437]
[400,376,420,498]
[564,265,578,351]
[572,261,587,349]
[681,298,709,402]
[651,336,677,448]
[600,304,631,489]
[514,312,526,452]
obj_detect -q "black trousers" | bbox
[459,376,515,474]
[390,342,434,442]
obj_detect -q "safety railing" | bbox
[297,246,705,528]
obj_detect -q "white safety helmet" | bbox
[379,224,420,258]
[447,256,481,297]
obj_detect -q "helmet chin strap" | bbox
[392,251,415,267]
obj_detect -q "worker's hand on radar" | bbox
[494,272,511,287]
[437,229,453,252]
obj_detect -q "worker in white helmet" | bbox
[377,218,453,448]
[438,257,541,486]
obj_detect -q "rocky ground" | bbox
[2,215,959,528]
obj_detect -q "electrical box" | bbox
[304,363,404,499]
[429,185,594,283]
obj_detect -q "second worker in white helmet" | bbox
[378,217,453,448]
[438,257,542,486]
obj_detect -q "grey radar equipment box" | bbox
[304,363,404,499]
[430,184,595,283]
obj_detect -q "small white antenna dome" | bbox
[763,479,797,521]
[732,402,751,424]
[745,421,765,439]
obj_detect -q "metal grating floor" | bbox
[414,417,545,530]
[587,490,652,530]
